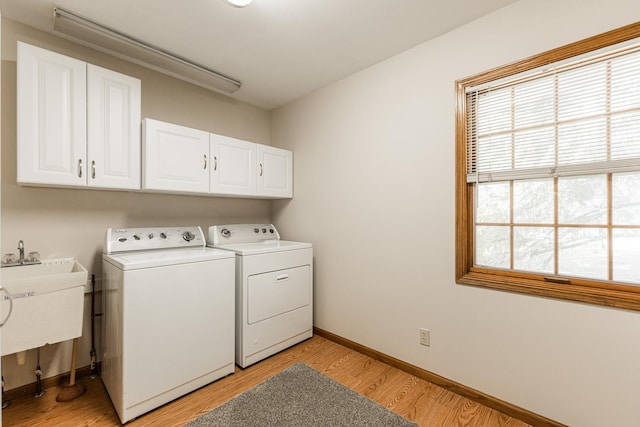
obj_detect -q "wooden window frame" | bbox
[455,21,640,311]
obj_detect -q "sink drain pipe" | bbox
[2,376,9,409]
[34,347,45,397]
[0,286,13,407]
[90,274,101,377]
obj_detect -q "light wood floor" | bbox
[2,335,530,426]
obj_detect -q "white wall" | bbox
[271,1,640,425]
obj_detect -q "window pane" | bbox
[613,172,640,225]
[460,30,640,310]
[476,182,510,223]
[514,77,554,128]
[475,226,510,269]
[613,229,640,285]
[558,175,607,224]
[513,179,553,224]
[558,117,607,165]
[514,126,555,169]
[514,226,554,273]
[557,63,606,121]
[477,88,512,135]
[611,53,640,112]
[477,134,512,173]
[558,227,608,280]
[611,111,640,160]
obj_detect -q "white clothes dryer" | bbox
[102,226,235,423]
[208,224,313,368]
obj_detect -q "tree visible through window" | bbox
[456,22,640,311]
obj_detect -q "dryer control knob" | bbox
[159,232,167,239]
[221,229,231,238]
[182,231,195,242]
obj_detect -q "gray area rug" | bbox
[185,362,418,427]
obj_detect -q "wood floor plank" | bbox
[2,335,531,427]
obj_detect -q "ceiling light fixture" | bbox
[223,0,253,7]
[52,7,242,94]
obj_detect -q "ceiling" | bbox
[0,0,518,110]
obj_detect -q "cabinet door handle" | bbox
[214,156,218,171]
[259,163,263,177]
[91,160,96,179]
[78,159,83,178]
[204,154,207,170]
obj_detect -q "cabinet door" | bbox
[17,42,87,186]
[210,134,257,196]
[87,65,141,190]
[143,119,210,194]
[257,144,293,198]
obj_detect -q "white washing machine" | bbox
[208,224,313,368]
[102,226,235,423]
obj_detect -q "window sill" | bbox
[457,271,640,312]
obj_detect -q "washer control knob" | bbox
[133,234,141,240]
[159,232,167,239]
[221,228,231,238]
[182,231,195,242]
[148,233,154,239]
[269,228,274,233]
[118,237,127,243]
[262,228,267,233]
[254,228,259,233]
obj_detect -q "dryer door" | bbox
[247,265,310,324]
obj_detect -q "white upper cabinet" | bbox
[257,144,293,198]
[143,119,210,194]
[210,134,293,198]
[87,64,141,190]
[210,134,257,196]
[17,42,141,190]
[17,43,292,199]
[17,42,87,186]
[143,120,293,198]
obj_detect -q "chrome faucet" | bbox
[1,240,40,267]
[18,240,25,264]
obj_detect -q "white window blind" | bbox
[466,43,640,183]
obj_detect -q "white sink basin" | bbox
[1,258,88,356]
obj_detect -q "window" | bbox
[456,22,640,310]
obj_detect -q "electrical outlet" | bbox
[419,328,430,346]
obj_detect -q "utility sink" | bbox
[1,258,88,356]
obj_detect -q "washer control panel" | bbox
[208,224,280,245]
[105,226,206,254]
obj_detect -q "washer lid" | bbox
[209,240,312,255]
[103,247,234,270]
